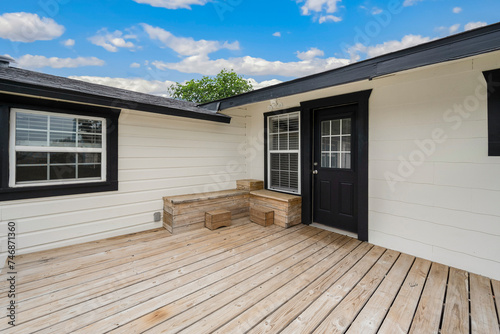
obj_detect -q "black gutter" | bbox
[0,79,231,124]
[202,22,500,111]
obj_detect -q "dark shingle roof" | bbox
[0,66,230,123]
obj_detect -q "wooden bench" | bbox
[205,210,231,230]
[250,190,302,228]
[163,189,249,234]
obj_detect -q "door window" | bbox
[320,118,351,169]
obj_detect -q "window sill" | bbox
[0,180,118,202]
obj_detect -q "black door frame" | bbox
[300,90,372,241]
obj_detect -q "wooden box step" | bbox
[205,210,232,230]
[250,207,274,227]
[237,179,264,191]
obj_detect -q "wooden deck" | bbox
[2,219,499,333]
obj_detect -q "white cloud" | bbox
[62,39,75,47]
[68,76,175,97]
[130,62,141,68]
[464,21,487,31]
[142,24,239,56]
[372,7,383,15]
[318,15,342,23]
[437,24,461,35]
[297,0,343,23]
[0,12,64,42]
[89,29,137,52]
[16,55,105,69]
[133,0,209,10]
[273,32,281,37]
[403,0,423,7]
[347,34,431,60]
[453,7,462,14]
[246,78,283,90]
[296,47,324,61]
[152,53,350,78]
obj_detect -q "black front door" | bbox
[313,104,358,233]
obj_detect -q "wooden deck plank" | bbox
[0,223,264,308]
[377,257,432,334]
[312,249,400,334]
[492,279,500,324]
[441,267,470,334]
[181,235,353,334]
[4,220,498,334]
[104,229,336,334]
[409,262,449,334]
[346,253,414,334]
[10,224,293,326]
[280,246,385,334]
[470,273,500,334]
[31,227,325,334]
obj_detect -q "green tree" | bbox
[168,69,253,104]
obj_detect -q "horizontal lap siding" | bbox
[368,57,500,280]
[0,109,248,260]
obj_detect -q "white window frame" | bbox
[267,112,301,195]
[9,108,107,188]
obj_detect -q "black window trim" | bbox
[0,93,120,201]
[483,69,500,156]
[263,107,302,195]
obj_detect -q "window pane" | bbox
[50,165,76,180]
[331,153,339,168]
[279,133,288,150]
[280,171,290,189]
[331,120,341,135]
[290,154,298,171]
[331,137,340,151]
[270,134,279,150]
[270,170,280,188]
[16,130,47,146]
[343,153,352,169]
[342,118,352,135]
[321,153,330,168]
[342,136,351,151]
[289,115,299,132]
[321,121,330,136]
[79,153,101,164]
[16,113,47,130]
[270,118,279,133]
[290,172,299,190]
[79,165,101,178]
[78,134,102,148]
[78,119,102,134]
[278,117,288,133]
[270,154,280,170]
[289,132,299,150]
[50,132,76,147]
[50,153,76,164]
[321,137,330,152]
[16,152,48,165]
[16,166,47,182]
[50,116,76,132]
[280,153,290,171]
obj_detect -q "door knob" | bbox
[312,170,318,175]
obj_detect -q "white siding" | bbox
[233,51,500,280]
[0,109,248,262]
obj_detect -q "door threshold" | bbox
[310,223,358,239]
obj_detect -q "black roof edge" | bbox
[201,22,500,111]
[0,79,231,124]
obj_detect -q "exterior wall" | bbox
[0,109,247,263]
[233,51,500,280]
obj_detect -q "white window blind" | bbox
[267,112,300,194]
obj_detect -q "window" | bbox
[0,95,120,201]
[483,69,500,156]
[320,118,352,169]
[10,109,106,187]
[267,112,300,194]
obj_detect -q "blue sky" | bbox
[0,0,497,96]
